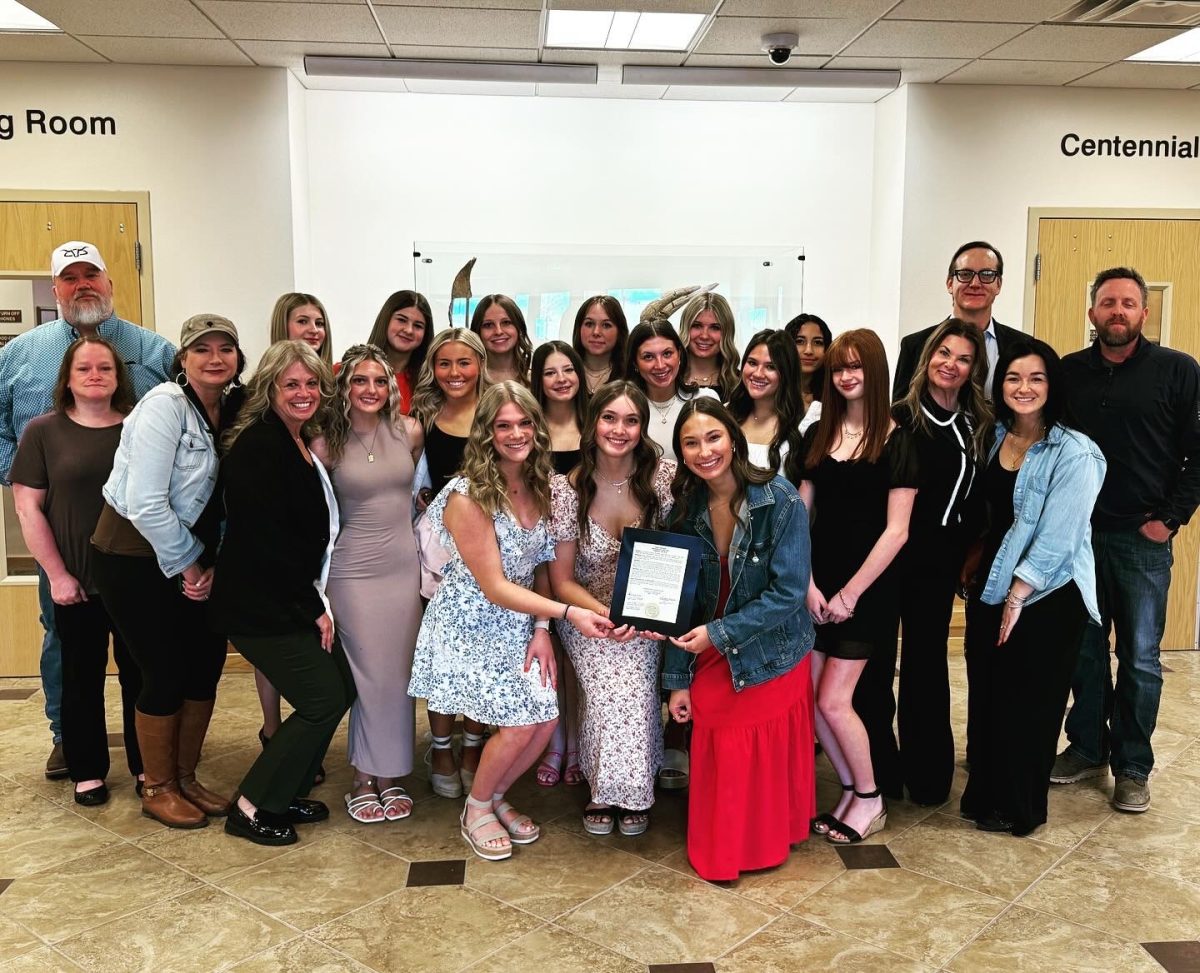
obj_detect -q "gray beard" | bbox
[64,296,113,328]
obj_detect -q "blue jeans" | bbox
[1064,527,1171,782]
[37,567,63,743]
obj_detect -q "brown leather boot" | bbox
[177,699,231,816]
[135,710,207,829]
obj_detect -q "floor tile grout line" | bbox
[450,919,554,973]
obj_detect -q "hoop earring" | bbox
[175,372,189,388]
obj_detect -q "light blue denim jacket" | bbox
[980,422,1106,623]
[102,382,219,577]
[662,475,815,693]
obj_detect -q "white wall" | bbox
[0,62,296,365]
[898,83,1200,337]
[867,85,909,363]
[301,91,878,350]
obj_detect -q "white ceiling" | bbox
[6,0,1200,98]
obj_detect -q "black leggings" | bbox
[91,550,227,715]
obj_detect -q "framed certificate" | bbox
[610,528,706,638]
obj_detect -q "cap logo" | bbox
[60,247,90,258]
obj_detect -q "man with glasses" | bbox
[892,241,1024,400]
[1053,266,1200,813]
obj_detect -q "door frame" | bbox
[0,189,156,331]
[1022,206,1200,333]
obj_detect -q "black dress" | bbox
[804,426,920,660]
[552,448,581,476]
[960,452,1088,836]
[425,423,469,498]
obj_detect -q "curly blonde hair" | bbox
[324,344,407,465]
[679,292,740,398]
[411,328,492,430]
[459,381,553,519]
[224,340,334,450]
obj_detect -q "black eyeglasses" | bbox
[951,269,1001,284]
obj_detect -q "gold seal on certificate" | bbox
[610,528,706,637]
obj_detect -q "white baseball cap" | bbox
[51,241,107,277]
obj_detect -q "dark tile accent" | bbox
[405,859,465,887]
[107,733,124,747]
[0,688,38,701]
[648,965,716,973]
[0,879,11,896]
[835,844,900,869]
[1142,940,1200,972]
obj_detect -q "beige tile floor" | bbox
[1,653,1199,973]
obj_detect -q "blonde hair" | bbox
[269,293,333,366]
[411,328,492,431]
[459,381,553,519]
[224,340,333,450]
[679,292,740,396]
[324,344,406,465]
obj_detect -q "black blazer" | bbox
[892,317,1024,402]
[208,410,331,637]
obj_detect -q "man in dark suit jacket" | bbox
[892,240,1024,401]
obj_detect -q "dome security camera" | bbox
[761,32,799,66]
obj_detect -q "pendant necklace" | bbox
[649,395,675,425]
[841,425,863,440]
[351,421,381,463]
[599,473,632,495]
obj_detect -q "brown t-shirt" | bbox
[10,412,124,592]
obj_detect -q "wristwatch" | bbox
[1162,516,1181,534]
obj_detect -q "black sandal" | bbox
[811,781,853,835]
[825,788,888,845]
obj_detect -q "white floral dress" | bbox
[549,462,675,810]
[408,477,559,726]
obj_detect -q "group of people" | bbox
[1,237,1196,881]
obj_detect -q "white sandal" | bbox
[344,781,385,824]
[426,734,463,799]
[493,799,540,844]
[380,785,413,821]
[460,795,511,861]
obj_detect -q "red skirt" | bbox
[686,649,815,882]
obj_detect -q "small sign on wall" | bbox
[0,310,20,324]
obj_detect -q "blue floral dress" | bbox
[408,477,559,726]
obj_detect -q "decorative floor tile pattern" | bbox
[0,662,1199,971]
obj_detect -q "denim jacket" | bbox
[102,382,219,577]
[662,475,815,693]
[980,422,1106,623]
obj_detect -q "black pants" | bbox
[854,532,963,804]
[91,550,227,715]
[961,582,1087,835]
[232,630,355,814]
[53,597,142,782]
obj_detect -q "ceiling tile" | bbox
[884,0,1074,22]
[375,5,541,49]
[826,55,969,83]
[983,24,1188,61]
[684,53,829,68]
[721,0,895,16]
[662,84,790,101]
[387,45,540,60]
[377,0,540,7]
[550,0,713,11]
[239,39,390,67]
[840,20,1031,58]
[551,48,683,65]
[76,35,254,65]
[0,33,106,61]
[1067,61,1200,88]
[535,82,668,98]
[697,17,871,56]
[195,2,384,43]
[941,58,1106,84]
[21,0,224,38]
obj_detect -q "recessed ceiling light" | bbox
[0,0,59,31]
[1126,25,1200,61]
[545,10,705,51]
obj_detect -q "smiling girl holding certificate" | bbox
[662,398,817,883]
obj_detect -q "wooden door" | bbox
[1032,217,1200,650]
[0,196,150,676]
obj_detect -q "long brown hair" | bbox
[571,295,628,380]
[571,381,663,544]
[459,381,554,518]
[53,335,134,414]
[470,294,533,382]
[727,329,805,478]
[804,329,891,468]
[366,290,433,386]
[531,340,590,432]
[269,292,332,366]
[897,317,991,459]
[669,397,773,529]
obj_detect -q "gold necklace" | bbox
[596,472,632,495]
[584,363,610,385]
[649,394,675,425]
[841,425,863,440]
[350,421,381,463]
